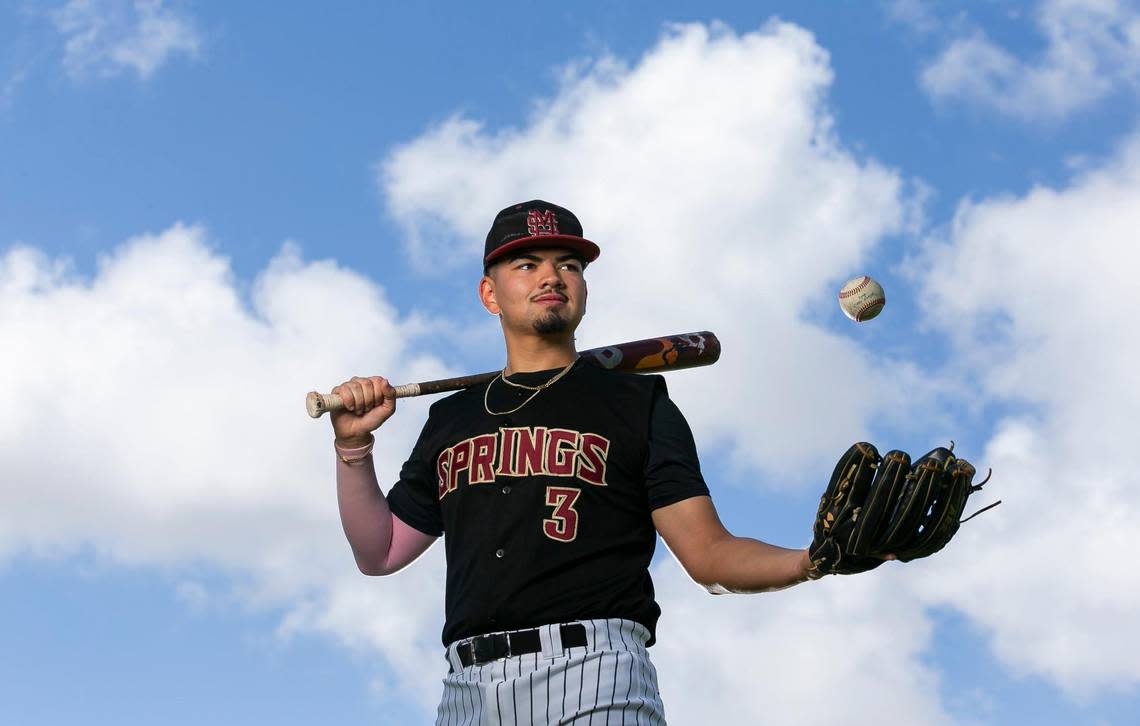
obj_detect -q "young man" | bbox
[330,200,812,724]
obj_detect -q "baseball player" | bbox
[330,201,813,724]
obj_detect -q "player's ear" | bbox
[479,274,501,316]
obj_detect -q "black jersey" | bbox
[386,359,709,647]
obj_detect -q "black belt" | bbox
[455,623,588,668]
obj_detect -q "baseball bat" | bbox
[305,330,721,418]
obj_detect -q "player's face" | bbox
[480,248,587,337]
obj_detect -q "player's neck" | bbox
[501,333,577,375]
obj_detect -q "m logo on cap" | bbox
[527,209,559,236]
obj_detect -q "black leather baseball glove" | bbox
[807,442,997,579]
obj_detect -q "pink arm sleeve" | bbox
[335,442,437,575]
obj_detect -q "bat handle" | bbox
[305,383,423,418]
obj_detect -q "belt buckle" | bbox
[472,634,506,665]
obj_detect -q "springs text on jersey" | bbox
[437,426,611,499]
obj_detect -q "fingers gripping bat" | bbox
[305,331,721,418]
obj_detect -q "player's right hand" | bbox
[330,376,397,445]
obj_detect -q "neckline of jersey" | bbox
[503,358,581,385]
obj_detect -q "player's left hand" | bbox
[805,442,997,579]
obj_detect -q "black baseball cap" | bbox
[483,200,600,267]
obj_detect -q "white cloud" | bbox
[920,0,1140,121]
[52,0,201,80]
[653,562,953,725]
[0,223,453,713]
[908,130,1140,695]
[381,20,925,483]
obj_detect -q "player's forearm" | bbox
[697,536,812,594]
[335,449,396,573]
[335,445,438,575]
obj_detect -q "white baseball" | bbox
[838,275,886,322]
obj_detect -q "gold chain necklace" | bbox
[483,358,577,416]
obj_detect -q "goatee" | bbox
[533,312,569,334]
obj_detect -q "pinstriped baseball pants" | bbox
[436,618,667,725]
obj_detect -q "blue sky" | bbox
[3,1,1139,723]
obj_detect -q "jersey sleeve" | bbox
[385,408,445,537]
[644,378,710,510]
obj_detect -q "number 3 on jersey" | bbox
[543,486,581,542]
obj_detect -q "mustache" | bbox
[531,291,567,301]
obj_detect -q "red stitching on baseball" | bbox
[856,298,884,320]
[838,277,871,299]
